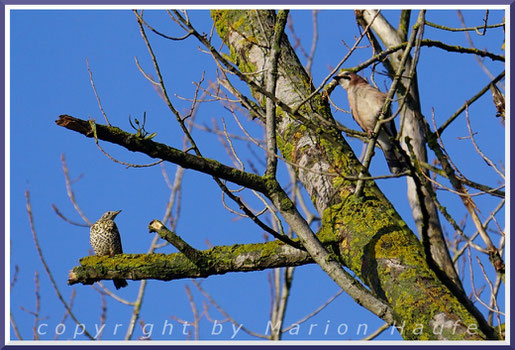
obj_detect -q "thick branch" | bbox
[55,115,268,193]
[264,9,288,176]
[68,239,314,286]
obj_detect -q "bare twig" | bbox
[93,283,135,306]
[134,10,193,41]
[293,10,381,115]
[193,280,269,339]
[89,125,165,168]
[453,199,505,263]
[475,256,502,330]
[54,289,76,340]
[25,189,94,339]
[306,10,319,74]
[363,322,391,340]
[86,59,111,126]
[184,284,201,340]
[32,271,40,340]
[466,249,505,317]
[51,204,90,227]
[283,289,344,332]
[464,106,504,179]
[10,313,23,340]
[10,265,19,291]
[438,71,504,134]
[61,154,91,226]
[426,17,503,33]
[456,10,497,80]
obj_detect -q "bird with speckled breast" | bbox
[89,210,128,289]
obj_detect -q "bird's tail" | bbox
[376,131,408,174]
[373,123,409,174]
[382,147,408,174]
[113,279,128,289]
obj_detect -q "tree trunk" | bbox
[211,9,495,340]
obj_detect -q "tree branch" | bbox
[68,237,314,286]
[264,9,288,176]
[55,115,268,193]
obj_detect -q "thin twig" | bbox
[437,71,504,134]
[93,283,135,306]
[184,284,200,340]
[425,18,503,33]
[32,271,40,340]
[475,256,503,329]
[362,322,391,340]
[54,289,76,340]
[134,10,193,41]
[86,58,111,126]
[419,161,504,198]
[90,130,164,168]
[283,289,344,332]
[453,199,505,263]
[293,10,381,115]
[10,265,19,291]
[306,10,319,75]
[51,204,90,227]
[192,280,269,339]
[456,10,496,80]
[466,249,505,316]
[25,189,94,339]
[10,313,23,340]
[61,154,91,226]
[464,105,504,179]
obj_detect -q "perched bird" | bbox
[90,210,128,289]
[333,71,407,174]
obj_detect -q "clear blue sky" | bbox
[9,8,506,341]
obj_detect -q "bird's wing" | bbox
[350,85,386,132]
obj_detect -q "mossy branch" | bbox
[68,239,314,286]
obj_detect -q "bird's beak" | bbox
[333,75,340,81]
[113,210,122,217]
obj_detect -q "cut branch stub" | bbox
[149,219,205,266]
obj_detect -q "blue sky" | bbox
[8,8,506,341]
